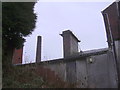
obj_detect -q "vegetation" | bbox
[2,2,36,66]
[2,2,36,50]
[3,65,45,88]
[2,2,37,87]
[2,2,38,88]
[2,64,76,88]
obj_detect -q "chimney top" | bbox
[60,30,81,42]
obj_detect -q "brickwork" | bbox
[12,48,23,65]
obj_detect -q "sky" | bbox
[22,1,115,64]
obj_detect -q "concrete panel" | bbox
[115,41,120,69]
[115,40,120,86]
[87,52,118,88]
[76,59,88,88]
[66,61,76,83]
[36,47,118,88]
[107,50,118,88]
[42,62,66,81]
[70,34,79,55]
[87,54,110,88]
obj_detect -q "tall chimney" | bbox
[60,30,80,58]
[36,36,42,63]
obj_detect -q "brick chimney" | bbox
[36,36,42,63]
[60,30,80,58]
[12,47,23,65]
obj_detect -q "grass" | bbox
[2,64,45,88]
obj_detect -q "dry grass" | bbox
[2,63,76,88]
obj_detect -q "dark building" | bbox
[102,1,120,87]
[102,1,120,46]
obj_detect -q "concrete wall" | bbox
[115,40,120,70]
[40,61,66,81]
[38,50,118,88]
[87,52,117,88]
[115,40,120,87]
[76,51,117,88]
[66,60,76,83]
[76,58,88,88]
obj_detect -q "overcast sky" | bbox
[22,1,114,64]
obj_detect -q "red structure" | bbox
[12,48,23,65]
